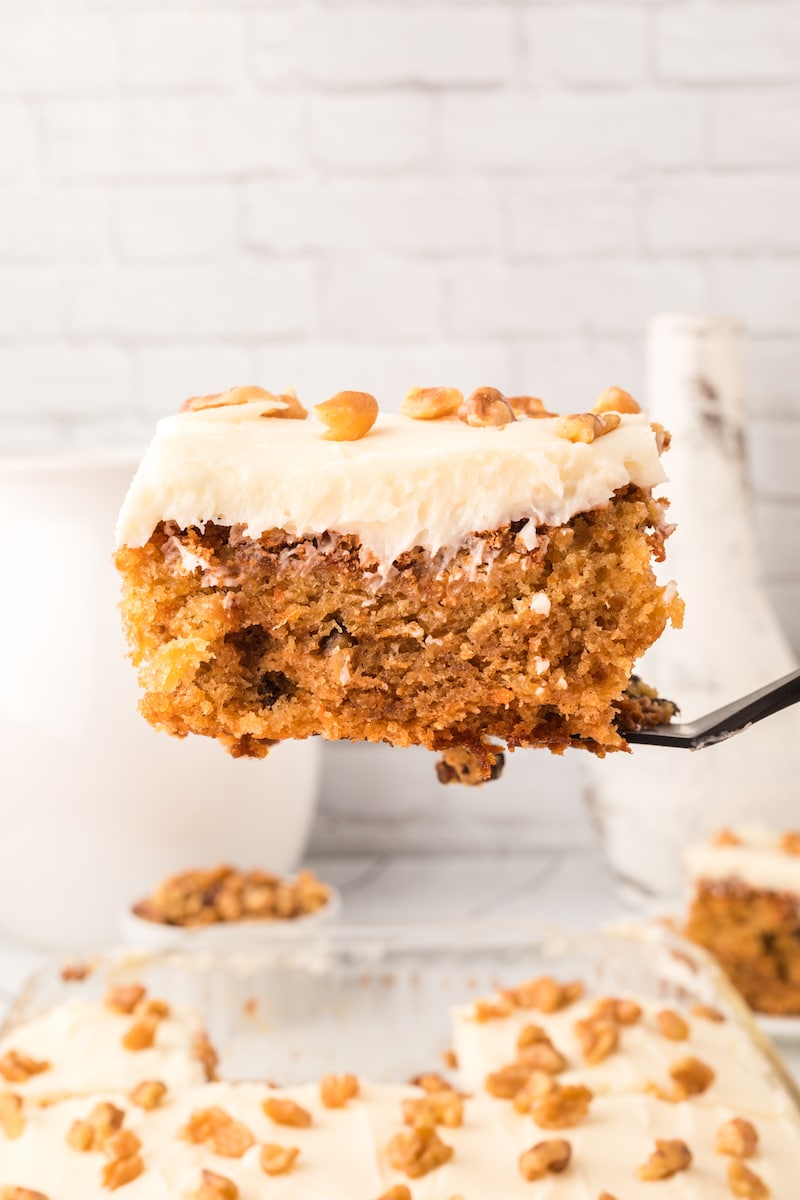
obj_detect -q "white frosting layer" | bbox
[0,998,210,1101]
[686,824,800,893]
[451,993,794,1120]
[116,403,667,563]
[1,1081,798,1199]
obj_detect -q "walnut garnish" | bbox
[669,1056,715,1098]
[575,1017,619,1065]
[138,997,170,1020]
[473,996,513,1022]
[376,1189,412,1200]
[61,961,92,982]
[263,1096,313,1128]
[182,1107,256,1158]
[129,1079,167,1110]
[714,828,742,847]
[105,1128,142,1160]
[134,865,329,927]
[260,1143,301,1176]
[531,1083,593,1130]
[691,1003,725,1023]
[0,1092,24,1139]
[87,1100,126,1143]
[503,976,583,1014]
[727,1159,769,1198]
[441,1048,458,1070]
[314,390,378,442]
[518,1138,571,1181]
[0,1191,50,1200]
[593,386,641,415]
[512,1071,558,1116]
[66,1118,95,1151]
[0,1050,50,1083]
[320,1073,360,1108]
[386,1126,454,1178]
[717,1117,759,1158]
[554,411,621,444]
[122,1014,158,1052]
[192,1171,239,1200]
[657,1009,690,1041]
[637,1138,692,1180]
[403,1090,463,1129]
[181,384,306,419]
[485,1062,535,1100]
[193,1031,220,1080]
[411,1072,452,1094]
[101,1154,145,1191]
[592,996,642,1026]
[458,386,515,428]
[651,420,671,453]
[507,395,556,418]
[779,831,800,856]
[401,386,463,420]
[105,984,147,1015]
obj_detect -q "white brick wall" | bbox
[0,0,798,661]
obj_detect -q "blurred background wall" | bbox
[0,0,798,665]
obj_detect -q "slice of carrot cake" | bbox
[115,384,682,781]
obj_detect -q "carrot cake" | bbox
[115,384,683,782]
[685,826,800,1016]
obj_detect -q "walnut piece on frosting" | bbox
[727,1159,770,1198]
[129,1079,167,1111]
[593,386,641,415]
[691,1003,725,1023]
[376,1188,412,1200]
[502,976,583,1014]
[592,996,642,1026]
[555,411,621,444]
[263,1096,313,1128]
[669,1055,716,1099]
[105,985,147,1015]
[386,1126,454,1179]
[122,1014,158,1052]
[0,1050,50,1083]
[193,1171,239,1200]
[403,1090,463,1130]
[531,1083,593,1130]
[101,1152,145,1191]
[575,1017,619,1065]
[182,1107,256,1158]
[0,1190,50,1200]
[657,1009,690,1041]
[260,1143,301,1177]
[181,385,307,419]
[779,831,800,856]
[518,1138,572,1181]
[507,395,556,418]
[459,387,515,428]
[320,1073,359,1108]
[637,1138,692,1181]
[401,386,463,420]
[717,1117,759,1159]
[314,390,378,442]
[0,1091,24,1139]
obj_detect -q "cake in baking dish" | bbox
[685,826,800,1016]
[115,384,682,782]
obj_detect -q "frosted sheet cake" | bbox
[115,384,683,782]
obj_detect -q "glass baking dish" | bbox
[3,921,798,1112]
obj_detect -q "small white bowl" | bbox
[120,885,342,952]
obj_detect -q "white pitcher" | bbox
[583,315,798,904]
[0,455,321,948]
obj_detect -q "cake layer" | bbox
[116,403,667,566]
[1,1080,795,1198]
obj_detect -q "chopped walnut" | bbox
[512,1071,558,1116]
[105,1128,142,1160]
[138,997,170,1020]
[592,386,641,415]
[263,1096,313,1128]
[503,976,583,1014]
[101,1154,145,1191]
[473,997,513,1022]
[669,1056,715,1098]
[0,1092,24,1139]
[592,996,642,1026]
[637,1138,692,1180]
[320,1073,360,1108]
[105,984,147,1015]
[129,1079,167,1111]
[727,1159,769,1198]
[554,412,620,444]
[181,384,306,419]
[657,1009,690,1042]
[260,1143,301,1176]
[441,1048,458,1070]
[403,1090,463,1130]
[779,831,800,856]
[375,1189,412,1200]
[66,1118,95,1151]
[0,1190,50,1200]
[314,390,378,442]
[574,1017,619,1065]
[531,1083,593,1130]
[651,421,672,453]
[386,1126,454,1179]
[717,1117,759,1159]
[458,386,515,428]
[61,961,92,983]
[411,1072,452,1094]
[518,1138,572,1181]
[87,1101,126,1143]
[122,1014,158,1052]
[485,1062,534,1100]
[598,1194,619,1200]
[133,865,330,928]
[0,1050,50,1083]
[193,1031,220,1081]
[507,395,556,418]
[714,828,742,847]
[401,386,463,420]
[192,1170,239,1200]
[182,1107,256,1158]
[516,1037,569,1075]
[691,1003,725,1023]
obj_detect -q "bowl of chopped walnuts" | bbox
[121,864,341,949]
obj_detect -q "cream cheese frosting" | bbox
[1,1080,797,1199]
[115,402,667,564]
[685,825,800,894]
[0,998,210,1102]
